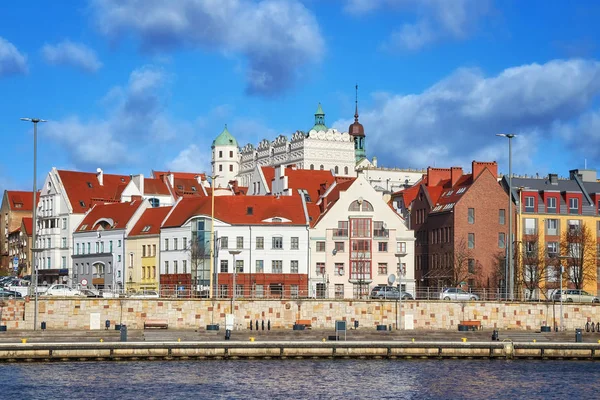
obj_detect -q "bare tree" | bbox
[428,239,479,288]
[560,222,596,290]
[519,233,549,300]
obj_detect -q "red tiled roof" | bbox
[260,166,275,192]
[173,178,206,197]
[22,217,32,235]
[144,178,170,195]
[129,206,172,236]
[58,170,131,214]
[6,191,38,211]
[153,170,206,181]
[163,195,308,227]
[284,168,336,201]
[312,178,357,226]
[76,200,144,232]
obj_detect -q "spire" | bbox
[354,84,359,122]
[311,103,328,132]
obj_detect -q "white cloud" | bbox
[345,0,493,51]
[41,40,102,73]
[167,144,209,173]
[332,59,600,172]
[0,36,28,77]
[91,0,324,95]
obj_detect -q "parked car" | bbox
[439,288,479,301]
[44,284,83,297]
[552,289,600,303]
[0,288,22,299]
[80,289,102,298]
[370,285,413,300]
[129,290,159,299]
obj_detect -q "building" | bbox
[411,162,508,292]
[248,165,335,199]
[309,175,416,299]
[120,174,174,206]
[126,206,172,292]
[6,217,32,276]
[160,195,311,298]
[1,190,36,273]
[502,169,600,298]
[72,200,149,292]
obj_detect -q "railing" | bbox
[373,229,389,238]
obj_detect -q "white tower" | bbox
[211,125,239,188]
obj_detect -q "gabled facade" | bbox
[310,175,416,299]
[72,200,149,292]
[7,217,32,276]
[161,195,310,298]
[120,174,174,206]
[1,190,36,272]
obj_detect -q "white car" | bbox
[439,288,479,301]
[553,289,600,303]
[45,284,83,297]
[129,290,159,299]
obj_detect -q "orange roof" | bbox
[22,217,32,235]
[163,195,308,227]
[58,170,130,214]
[153,170,206,181]
[284,168,336,201]
[312,178,357,226]
[76,200,144,232]
[260,166,275,192]
[6,190,38,211]
[144,178,170,195]
[173,177,206,197]
[129,206,172,236]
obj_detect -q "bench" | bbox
[459,320,481,331]
[144,319,168,329]
[295,319,312,329]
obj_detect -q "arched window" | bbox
[334,166,339,174]
[344,166,349,175]
[149,198,160,208]
[310,164,314,170]
[320,165,324,170]
[348,199,374,212]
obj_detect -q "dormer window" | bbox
[456,187,466,194]
[177,185,183,190]
[191,186,197,192]
[121,178,125,182]
[272,217,282,223]
[569,197,579,214]
[547,197,557,213]
[247,207,253,215]
[142,225,151,232]
[524,196,535,213]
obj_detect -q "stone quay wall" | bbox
[1,299,600,331]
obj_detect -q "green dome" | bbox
[212,124,238,147]
[310,103,328,132]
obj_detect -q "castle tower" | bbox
[211,124,239,188]
[310,103,328,132]
[348,85,366,162]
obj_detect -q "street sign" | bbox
[81,278,88,286]
[12,257,18,272]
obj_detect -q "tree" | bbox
[519,233,550,300]
[560,222,596,290]
[427,239,479,288]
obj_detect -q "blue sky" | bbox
[1,0,600,195]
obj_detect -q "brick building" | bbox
[1,190,36,273]
[411,161,508,291]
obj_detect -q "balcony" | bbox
[373,229,389,238]
[333,229,348,238]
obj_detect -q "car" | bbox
[370,285,413,300]
[439,288,479,301]
[0,288,22,299]
[129,290,159,299]
[552,289,599,303]
[44,284,83,297]
[80,289,101,298]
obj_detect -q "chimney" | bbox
[372,156,378,168]
[549,174,558,185]
[426,167,451,186]
[132,174,144,194]
[96,168,104,186]
[167,173,174,187]
[450,167,463,186]
[472,161,498,180]
[570,169,597,182]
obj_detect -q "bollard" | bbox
[354,320,359,329]
[120,325,128,342]
[262,320,265,331]
[105,320,110,330]
[461,338,467,342]
[21,338,27,344]
[256,320,259,331]
[178,338,181,342]
[268,320,271,331]
[597,322,600,333]
[249,337,255,342]
[586,321,591,332]
[411,338,415,343]
[250,320,253,331]
[225,329,231,340]
[491,329,499,341]
[100,339,104,342]
[41,321,47,331]
[576,328,583,343]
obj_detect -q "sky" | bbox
[1,0,600,195]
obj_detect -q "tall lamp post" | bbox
[208,174,219,298]
[497,133,517,300]
[229,250,241,318]
[395,252,406,330]
[557,255,570,332]
[21,117,46,331]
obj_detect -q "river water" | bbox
[1,359,599,399]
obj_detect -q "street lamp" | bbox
[209,175,219,298]
[395,252,406,330]
[497,133,517,300]
[229,250,241,322]
[557,255,571,332]
[21,117,46,331]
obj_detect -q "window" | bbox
[142,245,146,257]
[272,260,283,273]
[236,259,244,273]
[219,151,223,158]
[109,241,113,252]
[397,242,407,254]
[378,263,387,275]
[316,262,325,276]
[344,166,349,175]
[87,243,91,254]
[334,221,349,237]
[61,237,66,249]
[335,263,344,276]
[229,165,233,172]
[547,265,559,282]
[290,260,299,273]
[335,284,344,299]
[76,243,80,255]
[525,241,537,257]
[272,237,283,249]
[320,165,324,170]
[183,238,187,249]
[546,219,558,236]
[100,242,104,253]
[95,242,99,253]
[174,238,178,250]
[468,233,475,249]
[291,237,299,250]
[348,200,374,212]
[164,261,169,274]
[220,260,228,273]
[546,241,558,256]
[290,285,299,299]
[468,259,475,274]
[524,218,537,235]
[152,245,156,256]
[61,256,66,268]
[118,240,122,247]
[219,165,223,172]
[256,260,264,273]
[316,241,325,252]
[334,242,345,252]
[62,218,67,229]
[373,221,389,237]
[221,237,228,249]
[525,196,535,212]
[499,209,505,225]
[229,151,233,158]
[236,236,243,249]
[149,198,160,208]
[498,233,505,248]
[378,242,388,252]
[255,284,264,298]
[183,260,187,273]
[164,238,169,251]
[256,237,264,249]
[174,260,178,274]
[310,164,314,170]
[547,197,557,213]
[117,255,121,262]
[468,208,475,224]
[569,197,579,214]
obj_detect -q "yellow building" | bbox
[126,207,171,292]
[507,170,600,299]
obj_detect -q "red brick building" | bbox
[411,161,509,291]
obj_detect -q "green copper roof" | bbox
[212,124,238,147]
[311,103,328,132]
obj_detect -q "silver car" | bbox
[553,289,599,303]
[370,286,413,300]
[439,288,479,301]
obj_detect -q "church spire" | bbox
[354,84,359,122]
